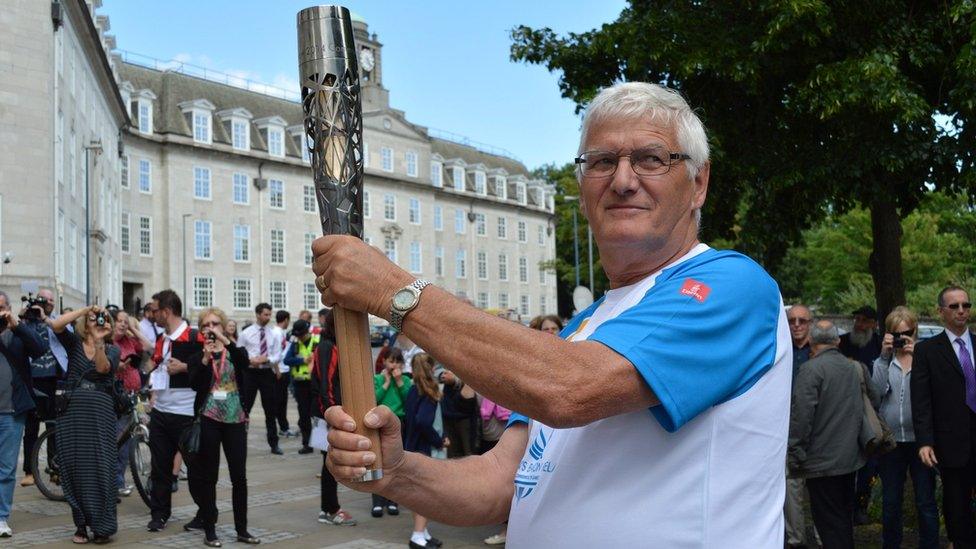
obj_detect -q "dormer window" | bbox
[287,125,310,163]
[132,89,157,136]
[254,116,288,159]
[535,187,544,207]
[474,171,486,195]
[494,176,507,199]
[453,167,465,191]
[516,182,527,205]
[194,112,211,143]
[431,161,442,187]
[218,108,254,152]
[178,99,216,145]
[268,128,284,157]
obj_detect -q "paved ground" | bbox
[7,394,500,548]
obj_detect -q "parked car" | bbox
[917,324,943,341]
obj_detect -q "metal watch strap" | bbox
[390,279,430,333]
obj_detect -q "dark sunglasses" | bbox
[787,317,811,326]
[947,302,973,310]
[890,330,914,338]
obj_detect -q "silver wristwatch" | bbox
[390,279,430,333]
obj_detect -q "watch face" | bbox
[393,289,415,310]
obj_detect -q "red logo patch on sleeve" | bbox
[679,278,711,302]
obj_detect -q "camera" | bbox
[93,311,110,327]
[893,337,906,349]
[207,331,217,343]
[20,294,48,322]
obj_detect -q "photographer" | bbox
[0,291,48,538]
[20,288,67,489]
[111,309,152,497]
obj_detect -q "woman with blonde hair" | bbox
[50,306,120,544]
[186,308,258,547]
[403,353,447,548]
[871,306,938,548]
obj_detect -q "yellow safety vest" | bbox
[291,334,319,381]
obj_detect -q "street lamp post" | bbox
[83,140,103,305]
[182,213,192,304]
[563,196,581,287]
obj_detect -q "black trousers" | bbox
[321,451,340,514]
[274,371,291,432]
[806,472,856,549]
[941,457,976,548]
[22,377,57,474]
[148,409,195,521]
[188,417,248,534]
[241,369,278,449]
[443,416,474,458]
[293,380,313,447]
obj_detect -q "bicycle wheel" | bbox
[31,427,66,502]
[129,426,152,508]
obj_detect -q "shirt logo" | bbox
[680,278,711,302]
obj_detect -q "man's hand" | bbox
[0,310,17,330]
[324,405,406,490]
[311,235,413,319]
[249,355,268,368]
[919,445,938,468]
[166,358,188,375]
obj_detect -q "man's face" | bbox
[579,116,708,256]
[300,311,312,322]
[152,300,168,328]
[940,289,972,334]
[787,306,812,345]
[852,314,877,334]
[38,289,55,315]
[256,308,272,326]
[145,303,157,322]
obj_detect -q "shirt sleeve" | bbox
[587,252,782,432]
[507,412,530,427]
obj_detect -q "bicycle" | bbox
[30,388,153,507]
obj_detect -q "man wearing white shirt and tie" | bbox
[139,302,160,345]
[239,303,284,454]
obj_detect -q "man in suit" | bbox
[912,285,976,547]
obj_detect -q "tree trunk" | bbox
[868,195,906,323]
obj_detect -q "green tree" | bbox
[511,0,976,321]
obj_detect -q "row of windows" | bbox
[380,240,548,284]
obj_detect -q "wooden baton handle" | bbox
[333,305,383,481]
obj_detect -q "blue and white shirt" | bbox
[506,244,792,548]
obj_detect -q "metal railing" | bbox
[427,127,522,164]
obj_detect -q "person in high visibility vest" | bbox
[282,319,318,454]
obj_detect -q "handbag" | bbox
[112,378,133,417]
[179,413,202,455]
[854,360,896,457]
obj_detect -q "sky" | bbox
[101,0,628,171]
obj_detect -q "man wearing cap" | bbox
[283,320,318,454]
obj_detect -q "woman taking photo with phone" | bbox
[186,308,259,547]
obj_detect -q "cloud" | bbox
[154,53,300,102]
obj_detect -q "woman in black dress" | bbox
[50,306,120,544]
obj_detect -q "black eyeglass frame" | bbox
[574,148,693,178]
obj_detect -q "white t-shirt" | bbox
[506,245,792,548]
[153,321,196,416]
[274,326,290,374]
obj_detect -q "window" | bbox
[541,295,547,314]
[455,249,467,278]
[430,161,442,187]
[193,111,211,143]
[303,282,318,311]
[270,229,285,265]
[69,131,76,196]
[233,278,252,310]
[455,209,465,234]
[497,217,507,239]
[268,128,284,157]
[138,159,151,193]
[303,185,316,213]
[475,213,486,236]
[433,206,443,231]
[540,264,549,285]
[434,246,444,277]
[518,221,527,243]
[519,256,528,283]
[56,110,63,185]
[269,179,284,209]
[409,241,422,273]
[381,147,393,172]
[232,119,249,150]
[520,295,530,316]
[120,212,130,254]
[269,280,287,309]
[192,276,213,308]
[139,215,152,256]
[495,177,507,199]
[138,100,152,134]
[363,141,369,167]
[233,225,250,262]
[498,254,509,281]
[383,194,396,221]
[363,191,371,218]
[120,155,129,188]
[409,198,420,225]
[453,167,465,191]
[406,151,418,177]
[305,232,315,266]
[194,220,212,260]
[476,250,487,280]
[477,292,489,309]
[67,221,77,287]
[475,171,486,195]
[538,226,545,245]
[193,167,211,200]
[384,238,397,263]
[498,293,509,310]
[516,183,526,205]
[301,134,312,163]
[233,173,249,204]
[57,210,65,279]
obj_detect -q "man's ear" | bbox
[691,162,710,211]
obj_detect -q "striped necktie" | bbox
[259,326,267,355]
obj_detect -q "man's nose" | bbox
[609,156,640,195]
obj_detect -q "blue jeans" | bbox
[0,413,26,520]
[116,416,131,489]
[878,442,939,549]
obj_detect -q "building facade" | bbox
[116,18,557,321]
[0,0,128,309]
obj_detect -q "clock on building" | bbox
[359,47,375,72]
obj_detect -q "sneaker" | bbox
[118,486,133,497]
[426,536,443,547]
[270,446,284,455]
[147,518,167,532]
[298,446,314,454]
[484,532,506,545]
[183,517,205,531]
[318,509,357,526]
[386,503,399,516]
[20,474,34,487]
[178,464,188,481]
[171,479,179,493]
[371,506,383,518]
[0,520,11,537]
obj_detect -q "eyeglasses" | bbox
[787,317,811,326]
[201,321,222,328]
[891,330,915,338]
[946,302,973,310]
[574,145,692,179]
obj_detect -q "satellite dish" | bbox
[572,285,593,313]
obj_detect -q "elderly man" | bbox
[785,304,817,548]
[315,82,792,548]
